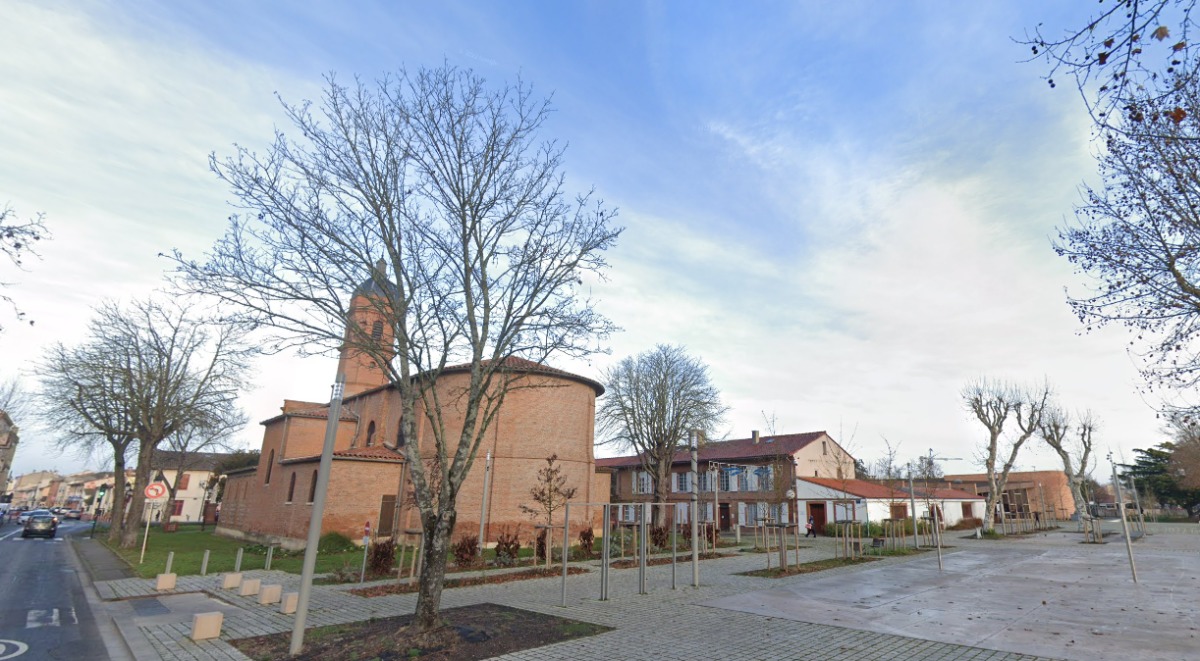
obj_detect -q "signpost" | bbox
[140,482,168,564]
[360,521,371,583]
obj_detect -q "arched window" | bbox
[366,421,376,446]
[265,450,275,484]
[286,473,297,503]
[371,320,384,340]
[308,470,318,504]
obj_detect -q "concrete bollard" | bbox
[155,573,177,591]
[280,591,299,614]
[200,549,210,576]
[238,577,261,597]
[258,584,282,605]
[190,612,223,641]
[164,551,174,575]
[234,547,244,573]
[221,573,243,590]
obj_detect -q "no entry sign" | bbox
[144,483,167,500]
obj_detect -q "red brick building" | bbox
[217,275,608,549]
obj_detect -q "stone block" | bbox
[221,573,242,590]
[258,583,282,605]
[238,577,261,597]
[190,612,223,641]
[280,591,299,614]
[155,573,177,591]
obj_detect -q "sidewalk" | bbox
[75,534,1082,661]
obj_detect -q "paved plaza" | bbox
[74,527,1200,660]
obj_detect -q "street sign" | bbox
[144,483,167,500]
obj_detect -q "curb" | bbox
[66,534,140,661]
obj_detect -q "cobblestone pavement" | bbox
[94,538,1066,661]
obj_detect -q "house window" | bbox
[308,470,318,504]
[755,467,773,491]
[265,450,275,485]
[172,499,184,516]
[179,474,191,490]
[371,320,383,340]
[697,471,711,492]
[675,472,691,493]
[719,469,731,492]
[286,473,297,503]
[676,502,689,523]
[632,471,652,495]
[961,503,973,519]
[822,440,828,455]
[737,471,749,492]
[366,421,376,447]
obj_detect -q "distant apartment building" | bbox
[598,430,855,530]
[0,410,18,497]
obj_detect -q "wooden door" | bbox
[808,502,827,533]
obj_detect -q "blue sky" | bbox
[1,1,1163,479]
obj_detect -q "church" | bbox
[216,272,609,550]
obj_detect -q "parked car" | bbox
[22,514,57,539]
[18,509,55,525]
[64,510,83,520]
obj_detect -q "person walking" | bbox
[805,516,816,538]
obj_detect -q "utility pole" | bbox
[690,429,700,588]
[291,373,345,656]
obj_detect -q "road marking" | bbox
[0,639,29,659]
[25,609,75,628]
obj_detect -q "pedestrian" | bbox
[805,516,816,538]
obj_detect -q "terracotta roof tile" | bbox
[799,477,913,500]
[596,431,829,468]
[281,444,405,464]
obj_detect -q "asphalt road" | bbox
[0,519,112,660]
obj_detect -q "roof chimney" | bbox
[752,430,760,444]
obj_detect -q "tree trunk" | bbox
[107,453,127,544]
[413,507,457,634]
[652,468,671,528]
[120,442,153,549]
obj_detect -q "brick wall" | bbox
[218,365,608,549]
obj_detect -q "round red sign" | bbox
[144,483,168,499]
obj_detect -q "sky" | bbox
[0,1,1169,481]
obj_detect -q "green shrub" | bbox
[650,526,669,549]
[578,528,595,557]
[368,539,396,575]
[317,532,356,553]
[453,534,480,567]
[494,527,521,567]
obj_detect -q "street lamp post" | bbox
[89,483,109,539]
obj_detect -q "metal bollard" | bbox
[235,547,244,573]
[265,546,275,570]
[165,551,174,575]
[201,550,210,576]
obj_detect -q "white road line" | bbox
[0,639,29,659]
[0,527,23,542]
[25,609,59,629]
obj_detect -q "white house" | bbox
[794,477,922,532]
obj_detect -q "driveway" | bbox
[704,531,1200,661]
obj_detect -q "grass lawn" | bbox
[99,526,371,578]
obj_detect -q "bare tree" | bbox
[1022,1,1199,133]
[596,345,727,527]
[1039,406,1097,522]
[0,204,48,330]
[169,65,619,637]
[155,415,244,513]
[38,298,250,548]
[962,378,1053,532]
[519,454,577,528]
[39,341,139,542]
[1055,72,1200,402]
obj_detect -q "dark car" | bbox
[22,514,58,539]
